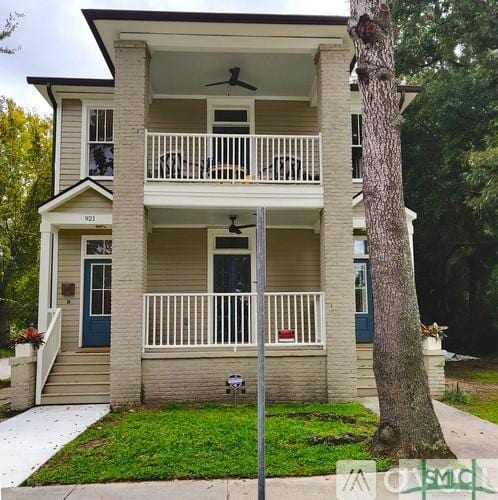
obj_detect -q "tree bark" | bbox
[348,1,454,458]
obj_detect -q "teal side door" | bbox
[82,259,112,347]
[354,259,374,343]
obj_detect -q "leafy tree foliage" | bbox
[0,12,23,55]
[392,0,498,354]
[0,98,51,346]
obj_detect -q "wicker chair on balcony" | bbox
[158,152,201,180]
[261,155,302,181]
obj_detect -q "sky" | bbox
[0,0,349,115]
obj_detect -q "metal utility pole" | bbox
[256,207,266,500]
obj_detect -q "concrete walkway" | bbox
[0,404,109,488]
[2,475,398,500]
[361,397,498,459]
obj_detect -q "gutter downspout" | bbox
[45,84,57,309]
[46,83,57,197]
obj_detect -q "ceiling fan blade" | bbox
[236,80,257,91]
[237,224,256,230]
[205,81,230,87]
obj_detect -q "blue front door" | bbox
[82,259,111,347]
[354,259,374,343]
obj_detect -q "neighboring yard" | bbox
[0,348,13,358]
[444,358,498,424]
[28,402,390,485]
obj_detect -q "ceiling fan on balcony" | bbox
[205,67,257,91]
[228,215,256,234]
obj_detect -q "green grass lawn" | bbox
[28,402,389,485]
[0,347,13,358]
[445,358,498,424]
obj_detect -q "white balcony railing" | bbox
[145,132,322,184]
[143,292,325,349]
[35,308,62,404]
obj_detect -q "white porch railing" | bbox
[143,292,325,349]
[35,308,62,404]
[145,132,322,184]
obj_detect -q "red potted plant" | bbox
[10,327,45,357]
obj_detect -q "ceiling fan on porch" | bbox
[228,215,256,234]
[205,67,257,91]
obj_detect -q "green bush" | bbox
[441,383,471,404]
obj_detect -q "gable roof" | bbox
[352,191,417,221]
[38,178,113,214]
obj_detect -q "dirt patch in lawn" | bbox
[266,412,356,424]
[309,434,365,446]
[78,438,111,450]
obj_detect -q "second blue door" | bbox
[82,259,112,347]
[354,259,374,343]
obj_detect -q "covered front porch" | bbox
[143,207,324,351]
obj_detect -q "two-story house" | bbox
[27,9,442,407]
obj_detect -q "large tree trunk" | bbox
[348,1,454,458]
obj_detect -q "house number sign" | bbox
[84,215,96,222]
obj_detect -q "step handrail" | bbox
[35,308,62,405]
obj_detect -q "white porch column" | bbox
[38,219,53,332]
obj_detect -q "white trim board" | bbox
[39,179,113,214]
[144,183,324,209]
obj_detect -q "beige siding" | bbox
[353,200,365,218]
[146,228,320,293]
[147,99,318,135]
[57,229,111,351]
[266,229,320,292]
[59,100,82,191]
[52,189,112,213]
[59,99,113,193]
[255,100,318,135]
[352,182,363,196]
[147,99,207,133]
[147,228,208,293]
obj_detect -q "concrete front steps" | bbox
[40,352,110,404]
[356,344,378,397]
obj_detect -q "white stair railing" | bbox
[35,308,62,404]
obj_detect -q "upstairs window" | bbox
[88,108,113,177]
[352,113,363,180]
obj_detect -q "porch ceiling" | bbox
[151,51,315,97]
[148,207,320,228]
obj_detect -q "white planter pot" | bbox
[15,343,34,357]
[422,336,442,350]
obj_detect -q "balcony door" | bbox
[208,102,254,179]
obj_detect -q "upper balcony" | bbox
[145,131,322,185]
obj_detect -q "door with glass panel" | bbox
[82,259,112,347]
[354,258,374,343]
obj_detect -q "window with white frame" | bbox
[85,239,112,256]
[87,108,114,177]
[354,262,368,313]
[352,113,363,180]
